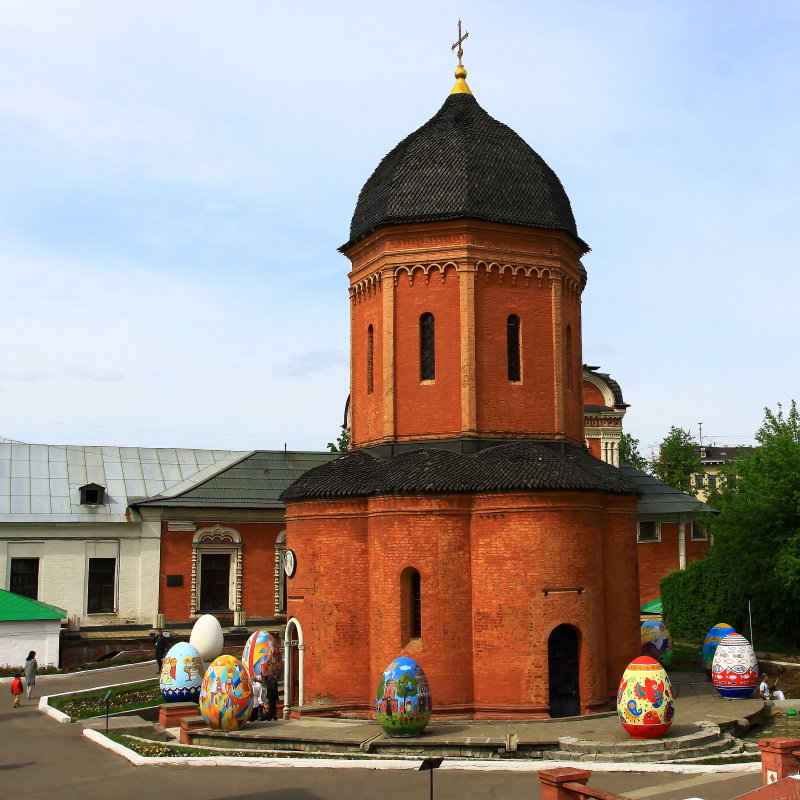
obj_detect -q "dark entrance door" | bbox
[548,624,580,717]
[200,553,231,611]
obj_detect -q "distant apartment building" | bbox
[694,445,754,501]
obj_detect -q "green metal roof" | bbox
[135,450,340,509]
[0,590,66,621]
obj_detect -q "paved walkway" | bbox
[0,664,765,800]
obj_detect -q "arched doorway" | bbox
[283,617,304,718]
[548,624,580,717]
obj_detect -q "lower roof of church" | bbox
[281,440,640,502]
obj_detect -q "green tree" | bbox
[619,433,648,471]
[327,425,350,453]
[662,402,800,647]
[651,426,702,495]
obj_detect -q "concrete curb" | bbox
[0,661,156,684]
[40,696,72,724]
[80,727,763,773]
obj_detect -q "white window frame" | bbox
[637,520,662,543]
[191,525,242,616]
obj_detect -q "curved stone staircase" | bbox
[556,721,755,764]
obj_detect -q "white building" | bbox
[0,442,245,628]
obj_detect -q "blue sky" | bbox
[1,1,798,456]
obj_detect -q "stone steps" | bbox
[556,723,747,763]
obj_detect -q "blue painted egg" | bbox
[702,623,735,672]
[242,630,282,679]
[199,655,253,729]
[712,633,758,698]
[376,656,431,737]
[641,620,672,668]
[159,641,205,703]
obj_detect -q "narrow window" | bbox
[366,325,374,394]
[87,557,116,613]
[199,553,231,612]
[10,558,39,599]
[566,324,573,390]
[401,567,422,642]
[420,313,435,381]
[507,314,521,381]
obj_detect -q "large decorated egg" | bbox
[159,641,205,703]
[617,656,675,739]
[712,633,758,698]
[641,620,672,668]
[190,614,224,661]
[198,655,253,729]
[702,623,736,672]
[242,630,283,679]
[376,656,431,737]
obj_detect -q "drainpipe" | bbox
[678,515,687,570]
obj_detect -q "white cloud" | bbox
[65,365,124,383]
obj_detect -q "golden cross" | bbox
[451,19,469,65]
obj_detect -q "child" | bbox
[11,673,23,708]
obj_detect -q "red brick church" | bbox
[280,55,642,719]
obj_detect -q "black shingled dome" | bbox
[342,92,588,252]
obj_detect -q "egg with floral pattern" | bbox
[198,655,253,729]
[376,656,431,737]
[242,630,282,679]
[159,641,205,703]
[617,656,675,739]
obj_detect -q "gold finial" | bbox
[449,19,473,95]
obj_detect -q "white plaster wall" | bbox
[0,619,61,667]
[1,521,152,627]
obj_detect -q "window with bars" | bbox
[10,558,39,599]
[637,521,661,543]
[507,314,521,381]
[420,313,435,381]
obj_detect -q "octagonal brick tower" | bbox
[282,62,641,721]
[343,64,589,451]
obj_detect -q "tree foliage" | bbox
[619,433,648,471]
[651,426,702,495]
[327,425,350,453]
[662,402,800,647]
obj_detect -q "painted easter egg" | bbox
[376,656,432,737]
[190,614,224,661]
[242,630,283,679]
[641,620,672,668]
[159,641,205,703]
[198,655,253,729]
[617,656,675,739]
[712,633,758,698]
[702,623,736,672]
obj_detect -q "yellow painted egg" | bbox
[617,656,674,739]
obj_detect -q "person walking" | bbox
[24,651,37,700]
[11,674,23,708]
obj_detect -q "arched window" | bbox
[366,325,374,395]
[420,313,435,381]
[401,567,421,643]
[566,324,573,390]
[507,314,521,382]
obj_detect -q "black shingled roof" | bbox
[341,93,588,252]
[281,442,639,502]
